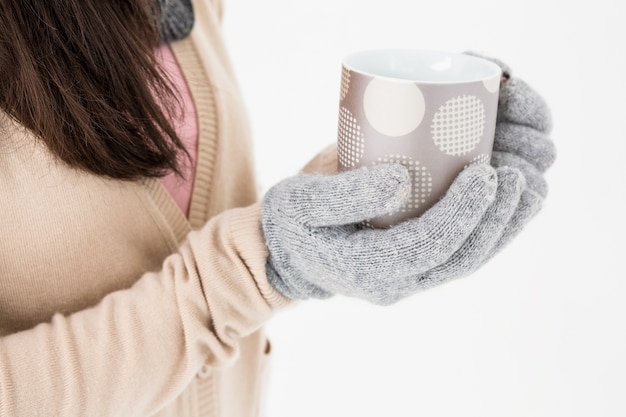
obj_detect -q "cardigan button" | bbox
[197,364,211,379]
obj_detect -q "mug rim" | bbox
[342,49,502,84]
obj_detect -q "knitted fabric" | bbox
[262,59,555,305]
[158,0,195,44]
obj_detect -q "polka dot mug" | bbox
[337,49,502,227]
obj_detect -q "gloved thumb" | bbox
[264,163,411,228]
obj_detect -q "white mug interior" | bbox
[343,49,502,83]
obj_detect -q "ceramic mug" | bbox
[337,49,502,227]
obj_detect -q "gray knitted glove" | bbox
[262,58,555,305]
[477,52,556,253]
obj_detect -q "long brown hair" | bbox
[0,0,189,180]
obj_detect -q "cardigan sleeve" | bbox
[0,203,290,417]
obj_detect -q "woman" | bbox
[0,0,555,416]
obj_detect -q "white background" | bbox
[222,0,625,416]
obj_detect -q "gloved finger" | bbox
[494,122,556,172]
[483,187,543,262]
[491,151,548,198]
[413,167,526,290]
[344,164,498,278]
[330,164,500,305]
[265,163,411,228]
[498,78,553,134]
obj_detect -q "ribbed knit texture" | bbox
[158,0,195,44]
[263,164,501,305]
[0,1,290,416]
[156,43,199,218]
[262,58,556,305]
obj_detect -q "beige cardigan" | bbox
[0,0,291,415]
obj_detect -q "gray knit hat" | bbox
[158,0,195,44]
